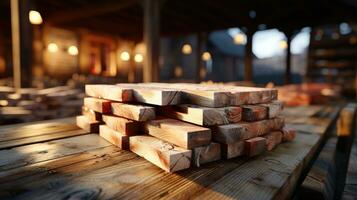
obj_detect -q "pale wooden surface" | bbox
[0,105,341,200]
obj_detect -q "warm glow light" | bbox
[134,54,143,63]
[29,10,43,25]
[120,51,130,61]
[0,100,8,106]
[47,43,58,53]
[279,40,288,49]
[202,52,211,61]
[233,33,246,45]
[174,66,183,77]
[199,68,207,78]
[67,45,78,56]
[182,44,192,55]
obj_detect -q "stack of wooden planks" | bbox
[77,83,296,172]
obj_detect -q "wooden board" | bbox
[99,125,129,150]
[241,105,268,122]
[192,142,221,167]
[102,115,141,136]
[129,135,192,172]
[261,100,284,118]
[159,104,241,126]
[134,83,277,107]
[111,102,155,121]
[83,97,111,114]
[116,83,181,106]
[263,131,283,151]
[245,137,266,157]
[82,106,102,121]
[85,84,133,102]
[144,118,211,149]
[76,115,101,133]
[221,140,245,159]
[213,120,272,144]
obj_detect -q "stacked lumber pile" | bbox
[77,83,296,172]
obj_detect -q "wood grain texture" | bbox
[270,117,285,131]
[261,100,284,118]
[130,135,192,172]
[85,84,133,102]
[213,120,272,144]
[111,102,155,121]
[192,143,221,167]
[83,97,111,114]
[82,106,102,121]
[159,104,242,126]
[245,137,266,157]
[242,105,268,122]
[263,131,283,151]
[221,140,245,159]
[102,115,142,136]
[116,83,181,105]
[144,118,211,149]
[76,115,101,133]
[99,125,129,150]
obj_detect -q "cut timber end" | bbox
[102,115,142,136]
[144,118,211,149]
[129,135,192,172]
[245,137,266,157]
[99,125,129,150]
[159,105,242,126]
[111,102,155,121]
[221,140,245,159]
[85,84,133,102]
[76,115,101,133]
[213,120,271,143]
[82,106,102,122]
[84,97,111,114]
[261,100,284,118]
[242,105,268,122]
[263,131,283,151]
[270,117,285,131]
[282,128,296,142]
[192,143,221,167]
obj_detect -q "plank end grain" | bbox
[76,115,101,133]
[99,125,129,150]
[192,142,221,167]
[129,135,192,172]
[83,97,111,114]
[245,137,266,157]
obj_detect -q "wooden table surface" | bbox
[0,105,340,200]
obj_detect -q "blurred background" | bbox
[0,0,357,124]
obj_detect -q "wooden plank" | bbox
[111,102,155,121]
[76,115,101,133]
[102,115,141,136]
[337,103,357,136]
[263,131,283,151]
[99,125,129,150]
[221,140,245,159]
[192,142,221,167]
[282,128,296,142]
[270,117,285,130]
[0,134,111,171]
[213,119,271,144]
[144,118,211,149]
[245,137,266,157]
[82,106,102,121]
[241,105,268,122]
[85,84,133,102]
[83,97,111,114]
[129,135,192,172]
[116,83,181,106]
[261,100,284,118]
[159,104,242,126]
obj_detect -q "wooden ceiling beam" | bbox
[47,0,137,25]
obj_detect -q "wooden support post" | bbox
[285,34,292,84]
[244,30,253,82]
[143,0,160,82]
[196,33,203,83]
[11,0,32,89]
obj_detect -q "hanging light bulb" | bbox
[181,44,192,55]
[67,45,78,56]
[174,66,183,77]
[47,43,58,53]
[202,51,212,61]
[29,10,43,25]
[134,54,144,63]
[279,40,288,49]
[120,51,130,61]
[233,33,246,45]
